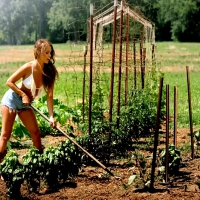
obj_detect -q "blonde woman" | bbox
[0,39,58,162]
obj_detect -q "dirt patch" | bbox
[0,47,197,73]
[1,128,200,199]
[0,65,195,74]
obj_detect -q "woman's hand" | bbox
[49,116,56,128]
[21,93,30,105]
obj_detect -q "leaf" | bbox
[128,174,137,185]
[158,166,165,172]
[128,166,135,171]
[194,131,200,141]
[33,158,37,164]
[195,182,200,189]
[145,156,153,160]
[160,149,166,157]
[145,180,151,187]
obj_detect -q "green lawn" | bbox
[163,71,200,128]
[0,42,200,128]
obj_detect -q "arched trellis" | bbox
[86,0,157,136]
[88,0,155,60]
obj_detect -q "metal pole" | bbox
[186,66,194,159]
[133,39,136,89]
[82,45,88,123]
[139,41,143,89]
[165,84,169,183]
[174,86,178,147]
[142,48,146,89]
[117,0,123,128]
[152,44,155,66]
[125,13,129,105]
[108,0,117,141]
[89,4,94,134]
[150,77,163,190]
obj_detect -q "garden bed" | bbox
[1,128,200,200]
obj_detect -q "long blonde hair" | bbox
[34,39,58,93]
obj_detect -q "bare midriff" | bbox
[20,84,34,102]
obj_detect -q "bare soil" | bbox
[1,128,200,200]
[1,47,200,199]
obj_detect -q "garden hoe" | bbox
[31,105,125,185]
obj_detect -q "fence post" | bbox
[165,84,169,183]
[117,0,123,128]
[88,4,94,134]
[108,0,117,141]
[174,86,178,147]
[82,45,88,123]
[133,39,137,89]
[125,12,130,104]
[150,77,163,190]
[186,66,194,159]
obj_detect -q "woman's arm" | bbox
[46,85,56,127]
[6,63,31,105]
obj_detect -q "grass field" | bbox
[0,41,200,128]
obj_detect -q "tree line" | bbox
[0,0,199,45]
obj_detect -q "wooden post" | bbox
[174,86,178,147]
[150,77,163,190]
[165,84,169,183]
[82,45,88,123]
[88,4,93,134]
[186,66,194,159]
[117,0,123,128]
[108,0,117,141]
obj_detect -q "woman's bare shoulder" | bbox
[16,61,34,75]
[20,61,34,70]
[14,61,34,76]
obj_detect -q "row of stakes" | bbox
[150,66,194,189]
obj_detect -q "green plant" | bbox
[127,150,152,188]
[119,88,160,140]
[158,144,182,176]
[0,140,84,198]
[22,148,43,192]
[194,130,200,144]
[0,150,24,198]
[12,117,31,140]
[34,96,83,136]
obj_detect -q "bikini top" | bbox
[23,74,32,89]
[21,62,44,98]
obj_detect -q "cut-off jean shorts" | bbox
[1,89,32,113]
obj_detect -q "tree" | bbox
[32,0,54,40]
[0,0,37,44]
[47,0,110,43]
[156,0,200,41]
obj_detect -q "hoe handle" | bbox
[31,105,115,177]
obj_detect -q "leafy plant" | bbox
[127,150,152,188]
[0,150,24,198]
[12,117,31,141]
[22,148,43,192]
[194,130,200,142]
[34,96,82,136]
[119,88,159,140]
[158,144,182,176]
[0,139,84,198]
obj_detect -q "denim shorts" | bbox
[1,89,32,113]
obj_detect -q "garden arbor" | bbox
[91,0,155,61]
[86,0,156,135]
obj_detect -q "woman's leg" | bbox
[18,108,42,152]
[0,105,16,160]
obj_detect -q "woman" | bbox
[0,39,58,162]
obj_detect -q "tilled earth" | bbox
[1,129,200,200]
